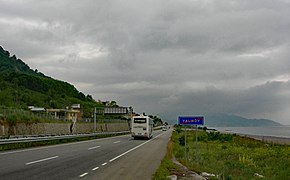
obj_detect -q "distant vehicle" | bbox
[162,124,167,131]
[131,115,153,139]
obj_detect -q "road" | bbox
[0,129,172,180]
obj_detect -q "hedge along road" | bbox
[0,129,172,180]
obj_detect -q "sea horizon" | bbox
[211,125,290,139]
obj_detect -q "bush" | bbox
[6,114,17,126]
[175,126,182,133]
[207,131,233,142]
[179,135,185,146]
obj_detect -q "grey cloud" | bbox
[121,81,290,124]
[1,0,290,124]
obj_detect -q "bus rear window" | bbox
[134,118,146,123]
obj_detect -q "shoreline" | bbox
[218,131,290,145]
[210,126,290,145]
[241,134,290,145]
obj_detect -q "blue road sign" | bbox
[178,116,204,125]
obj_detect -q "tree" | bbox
[86,95,93,101]
[11,55,17,59]
[110,101,118,107]
[152,116,163,126]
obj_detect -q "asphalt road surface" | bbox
[0,129,172,180]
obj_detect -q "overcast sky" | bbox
[1,0,290,124]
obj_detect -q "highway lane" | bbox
[0,129,172,180]
[88,128,173,180]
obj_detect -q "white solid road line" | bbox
[25,156,59,165]
[113,141,120,143]
[88,146,101,150]
[109,131,167,163]
[79,172,88,178]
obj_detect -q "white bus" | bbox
[131,115,153,139]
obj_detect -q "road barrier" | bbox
[0,131,130,145]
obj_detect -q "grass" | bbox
[0,108,65,126]
[153,129,290,180]
[153,137,178,180]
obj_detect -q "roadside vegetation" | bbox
[0,107,62,125]
[154,127,290,180]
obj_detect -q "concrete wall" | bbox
[0,122,130,136]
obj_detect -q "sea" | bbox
[210,126,290,138]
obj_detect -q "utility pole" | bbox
[94,107,96,132]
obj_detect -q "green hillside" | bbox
[0,46,103,117]
[205,114,281,127]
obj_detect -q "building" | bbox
[46,109,80,121]
[29,105,81,122]
[28,106,46,113]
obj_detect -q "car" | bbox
[162,125,167,131]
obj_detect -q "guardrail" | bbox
[0,131,130,145]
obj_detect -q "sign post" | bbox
[184,126,187,161]
[195,125,198,161]
[178,116,204,162]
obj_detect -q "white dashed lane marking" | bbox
[79,172,88,178]
[25,156,59,165]
[88,146,101,150]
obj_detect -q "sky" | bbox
[1,0,290,125]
